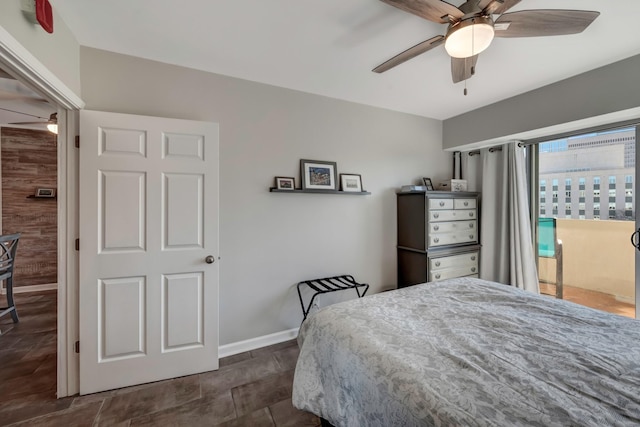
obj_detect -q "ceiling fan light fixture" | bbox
[445,16,494,58]
[46,112,58,134]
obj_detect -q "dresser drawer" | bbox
[429,220,476,233]
[429,265,478,281]
[429,209,477,222]
[454,198,476,209]
[429,230,478,246]
[428,198,454,210]
[430,251,478,271]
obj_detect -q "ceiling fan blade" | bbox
[479,0,521,15]
[495,10,600,38]
[373,35,445,73]
[8,121,47,126]
[451,55,478,83]
[379,0,463,24]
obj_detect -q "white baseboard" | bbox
[1,283,58,294]
[219,327,299,358]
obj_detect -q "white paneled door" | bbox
[79,110,219,394]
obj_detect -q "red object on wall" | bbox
[35,0,54,33]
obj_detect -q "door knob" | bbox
[205,255,215,264]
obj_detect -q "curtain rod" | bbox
[468,146,503,156]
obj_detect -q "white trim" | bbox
[10,283,57,294]
[0,26,83,110]
[218,328,299,359]
[0,28,83,398]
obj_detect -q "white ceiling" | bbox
[47,1,640,120]
[0,72,56,130]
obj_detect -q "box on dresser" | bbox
[397,190,480,288]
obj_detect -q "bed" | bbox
[292,277,640,426]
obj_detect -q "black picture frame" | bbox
[35,188,56,198]
[275,176,295,190]
[301,159,337,190]
[340,173,363,192]
[422,177,434,191]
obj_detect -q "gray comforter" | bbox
[292,277,640,426]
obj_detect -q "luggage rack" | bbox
[297,274,369,321]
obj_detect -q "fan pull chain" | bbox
[464,19,476,96]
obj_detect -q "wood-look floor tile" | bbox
[231,370,295,417]
[95,375,201,426]
[216,407,275,427]
[7,401,103,427]
[249,339,297,359]
[0,394,74,425]
[273,345,300,371]
[199,354,282,398]
[219,351,252,367]
[269,398,320,427]
[129,390,236,427]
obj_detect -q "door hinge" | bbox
[75,238,79,251]
[75,135,80,148]
[74,341,80,353]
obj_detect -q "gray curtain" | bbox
[465,142,539,292]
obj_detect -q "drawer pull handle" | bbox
[469,223,474,228]
[434,213,439,218]
[439,201,445,206]
[471,267,476,273]
[433,238,440,243]
[464,201,469,206]
[435,261,441,267]
[469,212,474,217]
[471,256,476,261]
[469,234,475,239]
[433,225,439,231]
[435,274,441,279]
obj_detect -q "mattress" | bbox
[292,277,640,426]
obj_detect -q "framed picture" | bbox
[300,159,337,190]
[35,188,56,198]
[422,177,434,191]
[275,176,295,190]
[340,173,363,192]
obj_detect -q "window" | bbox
[579,177,586,187]
[565,178,572,187]
[609,203,616,210]
[626,175,633,184]
[609,176,616,185]
[540,179,546,191]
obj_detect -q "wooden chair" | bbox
[0,233,21,323]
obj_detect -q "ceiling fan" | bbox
[6,110,58,134]
[373,0,600,87]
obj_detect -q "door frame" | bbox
[0,26,84,397]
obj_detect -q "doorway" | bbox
[533,125,637,318]
[0,29,84,398]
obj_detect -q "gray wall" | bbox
[443,54,640,149]
[0,2,81,95]
[79,47,450,344]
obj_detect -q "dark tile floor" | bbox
[0,290,320,426]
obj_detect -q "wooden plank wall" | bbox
[1,127,57,287]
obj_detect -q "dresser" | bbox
[397,190,480,288]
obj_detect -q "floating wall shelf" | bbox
[269,188,370,195]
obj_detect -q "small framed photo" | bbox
[35,188,56,198]
[422,178,434,191]
[300,159,337,191]
[340,173,363,192]
[275,176,295,190]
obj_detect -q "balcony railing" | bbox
[538,218,635,306]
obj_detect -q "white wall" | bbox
[0,2,81,95]
[79,47,450,344]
